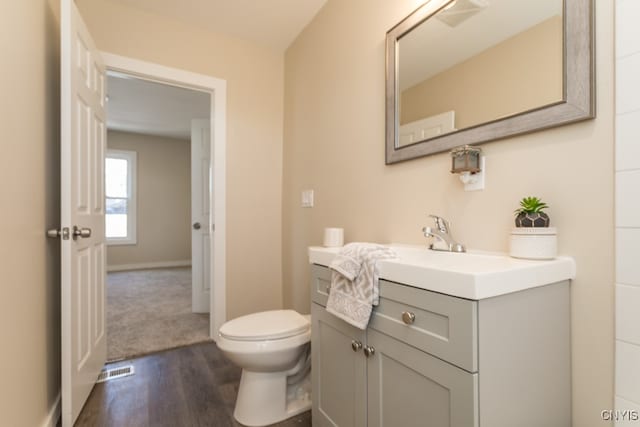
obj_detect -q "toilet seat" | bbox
[219,309,310,341]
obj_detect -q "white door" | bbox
[60,0,107,425]
[191,119,212,313]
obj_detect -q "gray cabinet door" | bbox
[312,303,367,427]
[366,329,478,427]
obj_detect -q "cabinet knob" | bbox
[402,311,416,325]
[364,346,375,358]
[325,283,331,293]
[351,340,362,352]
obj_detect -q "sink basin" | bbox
[308,244,575,300]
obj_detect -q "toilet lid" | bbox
[219,310,310,341]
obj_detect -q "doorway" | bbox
[103,52,227,345]
[59,3,227,423]
[104,72,211,360]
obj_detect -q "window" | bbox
[105,150,137,245]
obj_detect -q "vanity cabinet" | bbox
[310,264,571,427]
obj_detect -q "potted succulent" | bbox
[510,196,556,260]
[514,196,550,228]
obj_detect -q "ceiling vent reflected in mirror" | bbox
[436,0,489,27]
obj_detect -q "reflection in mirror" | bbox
[397,0,563,147]
[385,0,594,164]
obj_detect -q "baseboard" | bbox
[40,392,61,427]
[107,260,192,272]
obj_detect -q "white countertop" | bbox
[308,244,575,300]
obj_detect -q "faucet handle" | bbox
[428,215,450,233]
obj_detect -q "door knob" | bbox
[351,340,362,352]
[72,226,91,239]
[364,346,375,358]
[47,227,70,240]
[193,222,201,230]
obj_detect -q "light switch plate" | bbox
[301,189,314,208]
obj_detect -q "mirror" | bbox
[385,0,594,164]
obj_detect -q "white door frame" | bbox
[102,52,226,339]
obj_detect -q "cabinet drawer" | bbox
[370,280,478,372]
[311,264,332,307]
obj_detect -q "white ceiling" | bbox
[107,73,210,139]
[399,0,562,91]
[104,0,328,52]
[104,0,328,138]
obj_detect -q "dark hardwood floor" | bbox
[74,342,312,427]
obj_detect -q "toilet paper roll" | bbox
[323,228,344,247]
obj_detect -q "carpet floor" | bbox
[107,267,211,361]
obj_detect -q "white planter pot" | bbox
[509,227,557,260]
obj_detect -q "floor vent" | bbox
[97,365,135,383]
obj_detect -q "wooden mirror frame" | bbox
[385,0,594,164]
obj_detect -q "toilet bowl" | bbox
[217,309,312,426]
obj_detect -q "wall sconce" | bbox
[450,145,485,191]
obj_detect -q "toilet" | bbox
[217,309,312,426]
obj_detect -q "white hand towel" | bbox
[326,243,397,329]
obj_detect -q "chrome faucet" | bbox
[422,215,466,253]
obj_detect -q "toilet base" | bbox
[233,370,311,427]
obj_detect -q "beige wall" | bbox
[0,0,61,425]
[283,1,614,426]
[77,0,284,318]
[401,16,563,129]
[107,131,191,268]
